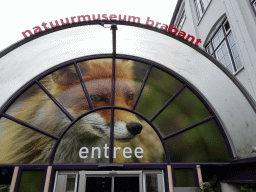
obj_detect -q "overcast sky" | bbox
[0,0,177,52]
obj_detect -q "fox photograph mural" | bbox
[0,59,165,164]
[0,58,229,164]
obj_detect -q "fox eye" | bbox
[127,94,134,100]
[90,95,106,102]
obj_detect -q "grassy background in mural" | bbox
[133,61,230,162]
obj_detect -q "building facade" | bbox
[0,5,256,192]
[171,0,256,191]
[171,0,256,102]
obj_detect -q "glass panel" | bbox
[40,64,88,117]
[216,48,223,60]
[66,175,76,192]
[230,44,239,58]
[174,169,195,187]
[202,0,210,10]
[221,43,229,55]
[224,54,232,68]
[54,110,110,163]
[227,33,243,70]
[224,21,230,33]
[86,177,112,192]
[135,67,183,119]
[145,173,164,192]
[18,170,44,192]
[216,42,232,70]
[227,32,235,47]
[226,64,234,73]
[115,60,149,109]
[235,57,243,70]
[212,28,224,49]
[78,59,113,108]
[113,110,165,163]
[115,177,139,192]
[55,173,77,192]
[165,120,229,162]
[5,84,71,136]
[153,88,211,137]
[194,0,203,19]
[0,117,55,164]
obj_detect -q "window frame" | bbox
[176,9,187,32]
[14,166,47,192]
[194,0,211,21]
[250,0,256,16]
[205,19,243,74]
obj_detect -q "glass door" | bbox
[78,171,142,192]
[53,170,164,192]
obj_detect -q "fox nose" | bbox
[127,122,143,135]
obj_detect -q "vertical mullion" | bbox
[10,166,19,192]
[109,24,117,163]
[111,176,115,192]
[74,62,94,110]
[132,64,153,110]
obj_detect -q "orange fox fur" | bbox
[0,59,164,164]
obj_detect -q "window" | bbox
[18,170,44,192]
[205,19,243,74]
[250,0,256,15]
[177,10,187,31]
[194,0,211,20]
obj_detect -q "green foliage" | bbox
[195,175,221,192]
[0,184,10,192]
[240,183,256,192]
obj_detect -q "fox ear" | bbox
[52,66,78,85]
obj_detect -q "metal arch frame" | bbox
[0,20,255,114]
[0,53,234,164]
[1,19,256,163]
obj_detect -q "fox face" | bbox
[51,59,143,142]
[0,59,165,164]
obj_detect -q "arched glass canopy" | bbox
[0,21,256,165]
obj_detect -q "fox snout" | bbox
[126,122,143,135]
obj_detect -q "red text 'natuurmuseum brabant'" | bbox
[21,14,202,46]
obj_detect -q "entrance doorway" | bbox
[53,170,164,192]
